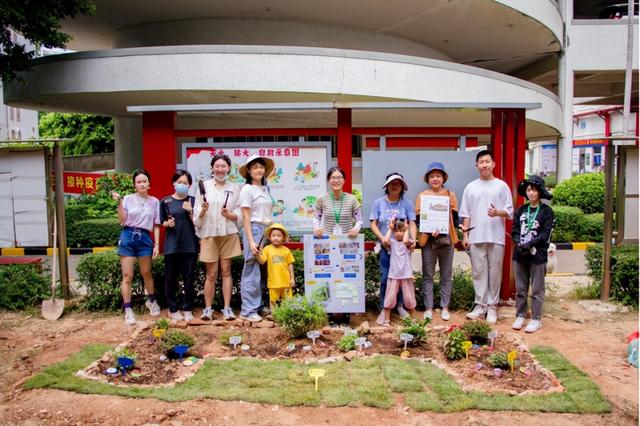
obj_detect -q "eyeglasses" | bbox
[329,176,344,182]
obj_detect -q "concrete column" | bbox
[557,0,574,183]
[114,116,143,172]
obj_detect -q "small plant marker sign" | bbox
[344,328,357,337]
[462,340,472,359]
[152,328,166,339]
[355,337,367,350]
[508,350,517,372]
[229,336,242,349]
[307,330,320,345]
[399,333,414,350]
[487,331,497,348]
[308,368,325,391]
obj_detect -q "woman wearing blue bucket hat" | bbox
[415,162,459,321]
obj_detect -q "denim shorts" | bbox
[117,227,153,257]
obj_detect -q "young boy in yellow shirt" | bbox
[257,223,295,310]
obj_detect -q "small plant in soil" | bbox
[272,296,327,338]
[154,318,170,330]
[487,352,510,369]
[113,347,137,368]
[443,328,467,360]
[337,334,358,352]
[462,320,492,345]
[398,317,430,345]
[160,329,196,353]
[218,331,245,346]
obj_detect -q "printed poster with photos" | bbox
[183,143,329,234]
[303,234,365,313]
[419,195,450,234]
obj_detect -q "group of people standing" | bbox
[112,150,555,334]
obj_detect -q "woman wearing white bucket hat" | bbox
[237,155,275,322]
[369,172,417,325]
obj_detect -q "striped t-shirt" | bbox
[313,192,363,235]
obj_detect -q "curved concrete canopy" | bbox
[6,45,562,136]
[60,0,562,74]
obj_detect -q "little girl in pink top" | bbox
[382,218,417,326]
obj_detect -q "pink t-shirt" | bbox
[122,194,160,231]
[388,238,413,279]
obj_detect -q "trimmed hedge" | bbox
[77,248,475,312]
[550,205,604,243]
[0,264,51,310]
[67,218,121,248]
[585,244,639,308]
[553,172,606,214]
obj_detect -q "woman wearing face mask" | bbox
[160,170,199,322]
[238,155,275,323]
[193,154,242,321]
[111,169,161,325]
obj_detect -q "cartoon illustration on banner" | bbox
[184,144,329,234]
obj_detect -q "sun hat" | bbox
[264,223,288,240]
[382,173,408,191]
[423,162,448,184]
[238,155,275,180]
[517,175,553,200]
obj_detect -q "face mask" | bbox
[214,174,227,183]
[174,183,189,194]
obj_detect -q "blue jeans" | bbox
[240,223,266,317]
[379,247,404,310]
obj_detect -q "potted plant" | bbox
[160,329,196,359]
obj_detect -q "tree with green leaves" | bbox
[0,0,95,82]
[39,112,114,155]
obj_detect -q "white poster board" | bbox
[303,234,365,313]
[419,194,450,234]
[183,143,330,234]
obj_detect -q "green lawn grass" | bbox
[24,345,610,413]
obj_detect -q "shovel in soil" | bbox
[42,212,64,320]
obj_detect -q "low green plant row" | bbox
[584,244,638,308]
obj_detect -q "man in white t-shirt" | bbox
[459,150,514,324]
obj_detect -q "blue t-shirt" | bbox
[369,196,416,238]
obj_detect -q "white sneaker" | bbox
[423,310,433,320]
[375,311,386,326]
[200,307,213,321]
[124,309,136,325]
[240,313,263,322]
[441,309,450,321]
[486,306,498,324]
[222,307,236,321]
[397,306,409,319]
[524,319,542,333]
[170,311,184,322]
[182,311,193,322]
[145,300,161,316]
[512,316,525,330]
[466,305,486,320]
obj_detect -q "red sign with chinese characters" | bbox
[63,172,105,194]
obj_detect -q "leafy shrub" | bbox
[585,244,639,307]
[67,218,121,247]
[582,213,604,242]
[114,347,137,362]
[553,172,605,214]
[155,318,170,330]
[487,352,510,369]
[272,296,327,338]
[551,205,585,242]
[0,264,51,310]
[398,316,430,344]
[443,328,467,360]
[160,329,196,352]
[462,320,492,345]
[336,334,358,352]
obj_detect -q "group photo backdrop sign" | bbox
[361,150,478,229]
[182,142,330,234]
[303,234,365,313]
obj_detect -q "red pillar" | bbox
[491,109,504,179]
[142,111,177,199]
[337,108,353,191]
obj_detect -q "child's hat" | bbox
[517,175,553,200]
[238,155,275,180]
[264,223,288,240]
[424,162,448,184]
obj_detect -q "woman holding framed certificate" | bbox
[415,162,459,322]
